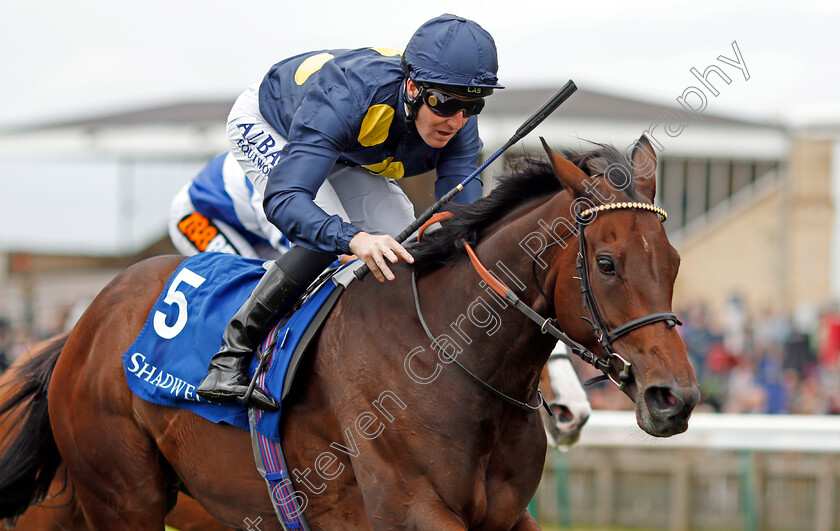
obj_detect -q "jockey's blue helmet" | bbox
[403,14,504,100]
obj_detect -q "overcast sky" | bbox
[2,0,838,129]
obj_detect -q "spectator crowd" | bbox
[677,295,840,415]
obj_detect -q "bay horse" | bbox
[0,136,699,530]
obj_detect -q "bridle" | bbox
[411,200,681,413]
[570,202,681,387]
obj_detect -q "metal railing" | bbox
[531,411,840,531]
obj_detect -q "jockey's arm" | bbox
[263,148,414,281]
[261,84,420,281]
[262,141,360,256]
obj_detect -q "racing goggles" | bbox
[419,86,485,117]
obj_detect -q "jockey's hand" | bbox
[348,232,414,282]
[338,254,357,265]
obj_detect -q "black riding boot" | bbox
[197,261,299,411]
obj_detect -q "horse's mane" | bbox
[409,143,634,272]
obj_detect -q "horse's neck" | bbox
[417,218,559,407]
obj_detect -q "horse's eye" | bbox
[597,257,616,275]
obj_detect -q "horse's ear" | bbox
[630,135,657,201]
[540,137,589,196]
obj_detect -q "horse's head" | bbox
[541,135,700,437]
[539,347,591,450]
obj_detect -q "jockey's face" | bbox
[407,79,472,149]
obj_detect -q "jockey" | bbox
[197,13,503,411]
[169,152,290,260]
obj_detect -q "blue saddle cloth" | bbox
[121,252,338,441]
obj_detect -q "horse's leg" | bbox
[161,492,233,531]
[50,381,169,529]
[146,406,278,529]
[8,466,87,531]
[509,510,541,530]
[48,258,185,530]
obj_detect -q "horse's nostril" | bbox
[551,404,574,423]
[645,386,682,415]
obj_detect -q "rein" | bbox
[411,271,547,413]
[410,200,680,413]
[413,211,547,413]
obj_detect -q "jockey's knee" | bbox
[274,246,337,287]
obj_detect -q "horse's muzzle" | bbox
[640,382,701,436]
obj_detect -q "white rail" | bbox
[577,410,840,453]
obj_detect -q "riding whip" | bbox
[354,80,578,280]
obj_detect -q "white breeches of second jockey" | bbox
[226,84,416,240]
[169,184,283,260]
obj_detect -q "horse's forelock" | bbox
[561,143,640,202]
